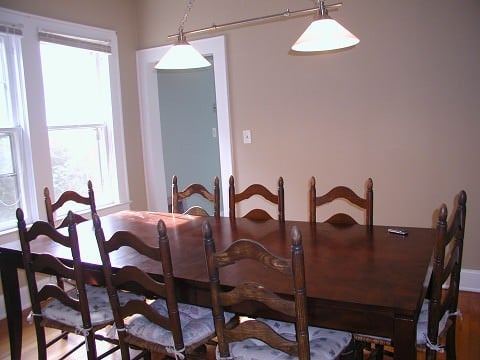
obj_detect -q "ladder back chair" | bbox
[44,179,96,229]
[229,175,285,221]
[202,221,354,360]
[44,180,97,292]
[93,214,220,359]
[355,190,467,360]
[172,175,220,219]
[309,177,373,225]
[16,209,120,360]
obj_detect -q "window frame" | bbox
[0,24,34,232]
[0,127,26,230]
[0,7,130,238]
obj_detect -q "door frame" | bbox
[136,36,233,213]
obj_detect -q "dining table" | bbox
[0,210,436,360]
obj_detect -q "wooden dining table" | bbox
[0,210,436,360]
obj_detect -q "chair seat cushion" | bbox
[125,298,234,347]
[218,318,352,360]
[42,284,143,328]
[354,299,451,347]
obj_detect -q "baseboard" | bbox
[1,269,480,321]
[459,269,480,293]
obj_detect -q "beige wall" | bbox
[136,0,480,270]
[0,0,148,211]
[0,0,478,271]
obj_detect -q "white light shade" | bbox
[155,42,211,70]
[291,17,359,52]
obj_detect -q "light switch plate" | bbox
[243,129,252,144]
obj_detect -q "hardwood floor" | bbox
[1,291,478,359]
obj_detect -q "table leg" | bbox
[0,253,22,360]
[393,316,416,360]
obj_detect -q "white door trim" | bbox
[136,36,233,213]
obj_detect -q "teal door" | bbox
[157,56,222,214]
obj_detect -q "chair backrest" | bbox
[44,180,96,229]
[172,175,220,219]
[93,214,184,358]
[229,175,285,221]
[426,190,466,357]
[309,177,373,225]
[16,208,98,357]
[202,221,309,359]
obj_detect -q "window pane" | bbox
[48,127,113,207]
[0,36,13,127]
[0,133,14,174]
[0,133,20,227]
[40,42,112,127]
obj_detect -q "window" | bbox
[40,37,115,210]
[0,8,129,233]
[0,25,27,231]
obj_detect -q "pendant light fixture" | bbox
[155,0,211,70]
[291,1,359,52]
[155,1,359,70]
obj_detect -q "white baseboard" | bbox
[459,269,480,293]
[1,269,480,321]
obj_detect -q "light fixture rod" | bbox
[167,2,343,39]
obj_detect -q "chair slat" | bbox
[215,239,291,275]
[44,180,96,229]
[309,176,373,225]
[229,176,285,222]
[172,175,220,219]
[113,266,167,298]
[220,282,296,317]
[225,319,299,356]
[32,254,74,279]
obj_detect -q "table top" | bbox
[1,210,436,338]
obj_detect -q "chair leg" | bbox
[362,343,384,360]
[426,348,435,360]
[373,344,384,360]
[134,350,151,360]
[85,333,98,360]
[119,343,132,359]
[353,340,365,359]
[446,326,457,360]
[34,323,48,360]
